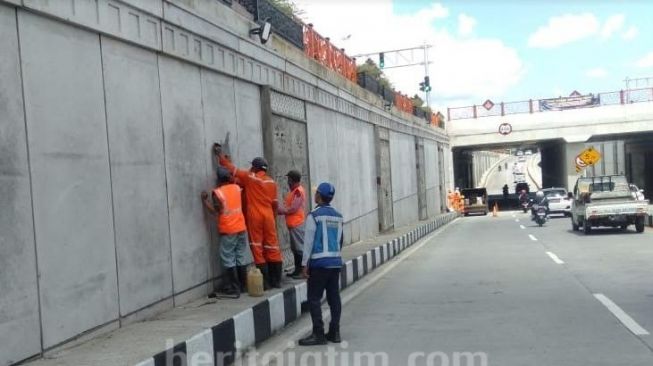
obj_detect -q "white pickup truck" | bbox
[571,175,649,234]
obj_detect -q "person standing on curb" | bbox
[213,144,284,289]
[277,170,306,280]
[299,182,344,346]
[201,167,252,297]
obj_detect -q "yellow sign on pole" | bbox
[575,146,602,173]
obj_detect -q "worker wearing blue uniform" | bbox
[298,182,344,346]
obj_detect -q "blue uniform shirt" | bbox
[301,204,343,268]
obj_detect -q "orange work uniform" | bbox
[212,184,246,235]
[220,156,282,264]
[283,185,306,228]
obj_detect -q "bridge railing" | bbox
[447,87,653,121]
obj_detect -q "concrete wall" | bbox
[424,140,443,217]
[0,6,41,365]
[0,1,448,364]
[390,131,419,228]
[306,103,379,244]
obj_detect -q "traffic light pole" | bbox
[423,43,430,108]
[352,45,432,107]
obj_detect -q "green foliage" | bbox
[411,94,424,108]
[357,58,394,89]
[269,0,304,18]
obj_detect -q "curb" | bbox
[134,213,458,366]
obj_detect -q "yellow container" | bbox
[247,267,264,297]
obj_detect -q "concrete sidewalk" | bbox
[26,213,458,366]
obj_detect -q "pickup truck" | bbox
[571,175,649,234]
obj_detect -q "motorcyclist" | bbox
[531,190,549,220]
[519,190,528,205]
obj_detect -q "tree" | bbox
[357,58,393,89]
[269,0,304,18]
[411,94,424,108]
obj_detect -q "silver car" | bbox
[542,188,571,216]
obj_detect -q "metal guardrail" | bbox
[447,87,653,121]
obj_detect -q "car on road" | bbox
[571,175,649,234]
[525,150,533,155]
[461,188,488,216]
[542,187,571,216]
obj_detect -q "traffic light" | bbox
[379,52,385,68]
[424,76,432,92]
[419,80,426,92]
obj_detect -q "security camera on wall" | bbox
[250,20,272,44]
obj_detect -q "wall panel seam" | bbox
[15,5,45,357]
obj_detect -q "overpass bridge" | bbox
[446,88,653,195]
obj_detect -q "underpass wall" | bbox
[390,131,420,228]
[0,1,448,364]
[424,140,443,217]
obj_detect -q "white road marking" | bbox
[546,251,564,264]
[511,213,516,218]
[594,294,650,336]
[515,219,520,223]
[519,225,525,229]
[529,234,537,241]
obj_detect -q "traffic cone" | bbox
[492,203,498,217]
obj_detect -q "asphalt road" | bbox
[485,155,541,195]
[263,212,653,366]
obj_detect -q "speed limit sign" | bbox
[498,123,512,135]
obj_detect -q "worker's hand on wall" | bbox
[201,191,209,201]
[212,143,222,156]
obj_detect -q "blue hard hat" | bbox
[316,182,335,199]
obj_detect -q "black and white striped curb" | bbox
[135,213,457,366]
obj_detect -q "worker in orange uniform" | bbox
[447,190,454,212]
[277,170,306,279]
[200,167,252,297]
[213,144,283,289]
[454,187,462,213]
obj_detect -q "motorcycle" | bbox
[534,205,548,227]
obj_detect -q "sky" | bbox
[293,0,653,112]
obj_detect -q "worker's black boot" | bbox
[236,266,248,293]
[326,324,341,343]
[299,329,327,346]
[287,253,303,279]
[218,267,240,298]
[257,264,270,290]
[269,262,283,288]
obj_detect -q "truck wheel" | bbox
[636,217,645,233]
[572,219,579,231]
[583,221,592,235]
